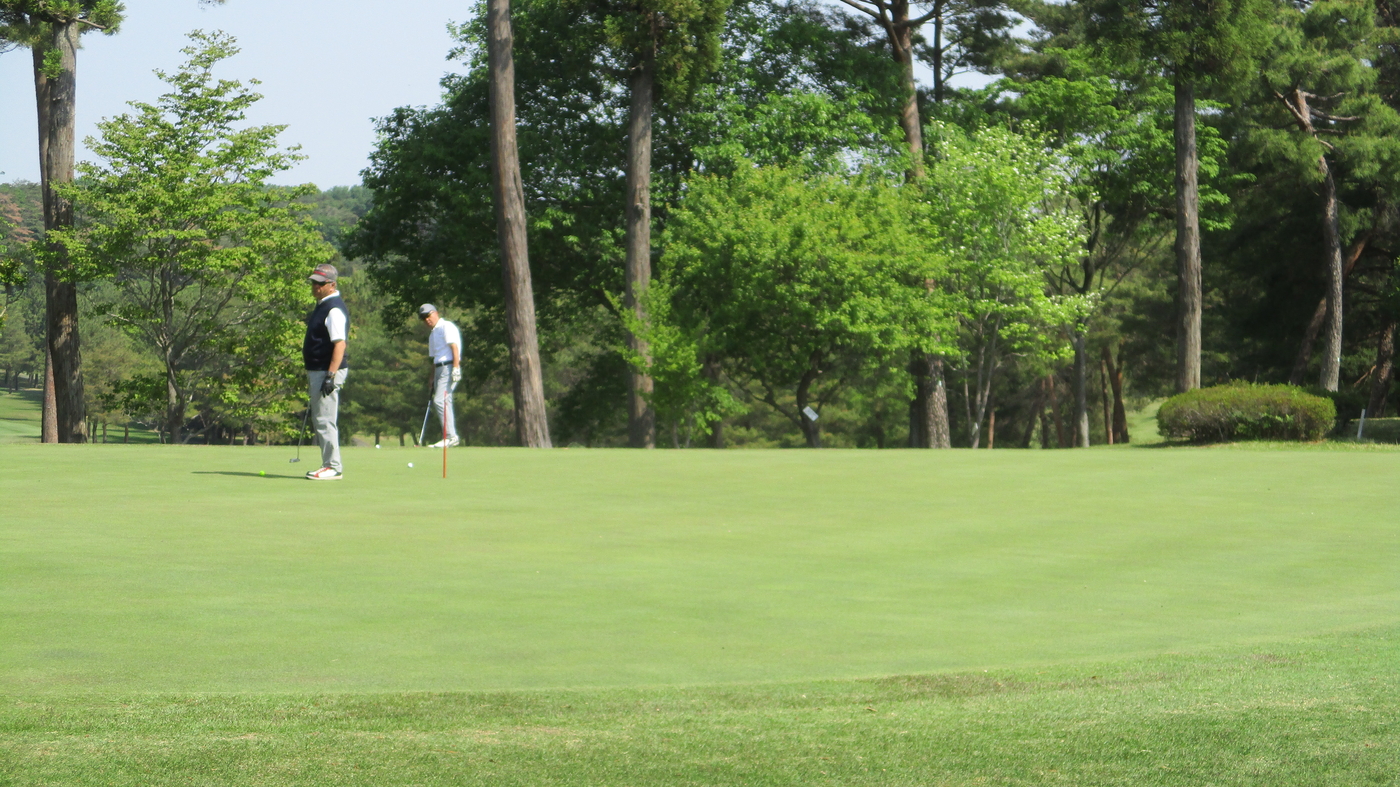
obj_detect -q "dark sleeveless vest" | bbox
[302,294,350,371]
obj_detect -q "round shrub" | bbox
[1156,383,1336,443]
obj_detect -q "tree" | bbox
[661,165,950,447]
[48,31,334,442]
[1087,0,1274,393]
[1,0,125,442]
[1253,0,1400,391]
[923,121,1088,447]
[487,0,552,446]
[573,0,730,448]
[829,0,1008,447]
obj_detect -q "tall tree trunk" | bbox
[1021,381,1046,449]
[1099,355,1113,445]
[1041,375,1052,448]
[42,345,57,442]
[166,363,184,444]
[1071,330,1090,447]
[891,23,924,179]
[931,5,945,105]
[1289,233,1369,385]
[927,355,950,448]
[624,56,656,448]
[1048,372,1067,448]
[1174,76,1202,393]
[1318,160,1343,391]
[1102,344,1129,444]
[1368,319,1396,418]
[985,395,995,449]
[37,23,87,443]
[487,0,552,448]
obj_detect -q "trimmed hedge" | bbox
[1157,383,1336,442]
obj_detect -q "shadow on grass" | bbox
[190,471,304,480]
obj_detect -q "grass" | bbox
[2,441,1398,783]
[0,389,160,444]
[0,389,42,443]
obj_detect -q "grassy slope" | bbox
[2,444,1398,693]
[2,443,1397,784]
[1,624,1396,785]
[0,389,41,442]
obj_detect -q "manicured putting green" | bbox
[1,444,1397,693]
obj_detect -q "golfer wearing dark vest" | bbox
[303,263,349,480]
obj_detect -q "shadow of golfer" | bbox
[190,471,303,480]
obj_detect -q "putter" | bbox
[289,405,311,463]
[417,399,433,446]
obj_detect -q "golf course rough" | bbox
[1,444,1397,694]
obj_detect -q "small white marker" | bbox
[803,406,819,422]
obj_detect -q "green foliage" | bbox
[47,30,334,439]
[661,165,949,442]
[1157,382,1336,442]
[0,0,124,48]
[571,0,731,100]
[1086,0,1275,85]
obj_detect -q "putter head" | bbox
[288,457,300,463]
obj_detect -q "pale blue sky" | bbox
[0,0,469,187]
[1,0,984,189]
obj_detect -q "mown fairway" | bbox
[2,443,1399,785]
[2,444,1397,693]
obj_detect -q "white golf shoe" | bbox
[306,466,343,480]
[427,436,460,448]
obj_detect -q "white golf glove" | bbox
[451,367,462,384]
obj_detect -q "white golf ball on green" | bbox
[407,462,414,468]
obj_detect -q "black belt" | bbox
[434,360,453,367]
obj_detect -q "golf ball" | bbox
[375,444,381,449]
[259,470,265,476]
[407,462,414,468]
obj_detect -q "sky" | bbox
[0,0,990,189]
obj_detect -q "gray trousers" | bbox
[431,364,458,440]
[308,369,347,471]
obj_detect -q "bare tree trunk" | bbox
[1319,161,1343,391]
[986,395,995,449]
[1368,319,1395,419]
[1048,373,1067,448]
[1022,379,1046,449]
[1102,344,1129,444]
[166,363,184,444]
[1100,355,1113,445]
[927,355,950,448]
[487,0,551,448]
[891,23,924,180]
[1290,234,1369,385]
[1071,330,1090,447]
[1039,377,1053,449]
[1174,76,1202,393]
[42,345,57,442]
[624,57,656,448]
[37,24,87,444]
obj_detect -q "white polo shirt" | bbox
[319,293,347,342]
[429,319,461,364]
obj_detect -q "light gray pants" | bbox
[308,369,347,471]
[431,365,458,441]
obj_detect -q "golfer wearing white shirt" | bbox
[419,303,461,448]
